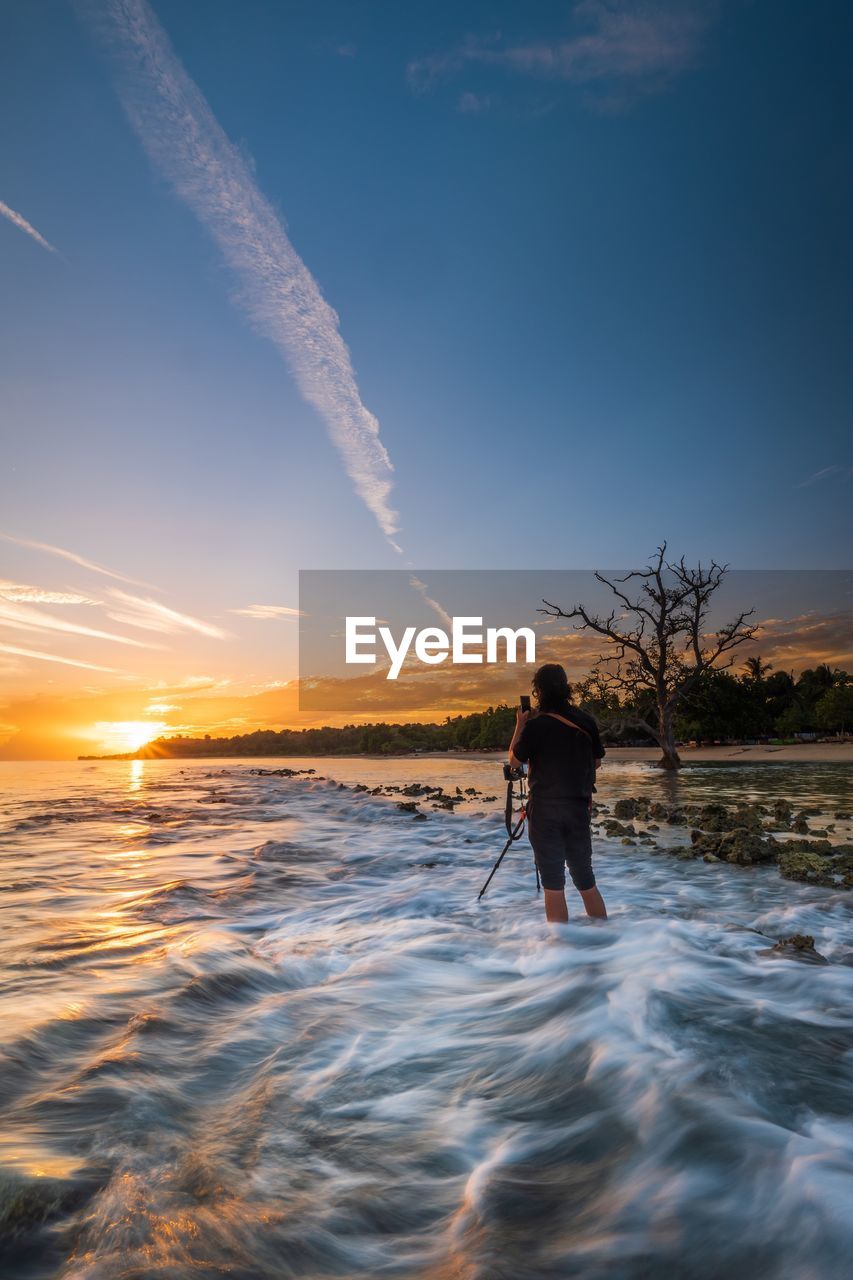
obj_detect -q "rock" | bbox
[777,848,853,889]
[666,808,687,826]
[703,852,722,863]
[773,798,793,825]
[614,798,638,819]
[0,1168,99,1247]
[718,828,778,866]
[412,812,428,821]
[731,805,763,833]
[690,830,722,857]
[760,934,830,965]
[397,801,419,813]
[694,802,732,832]
[792,815,810,834]
[690,827,777,865]
[603,819,635,836]
[431,795,459,810]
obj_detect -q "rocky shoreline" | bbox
[247,767,853,891]
[596,795,853,889]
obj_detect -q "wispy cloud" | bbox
[77,0,400,546]
[105,590,230,639]
[0,580,97,605]
[0,531,151,586]
[0,200,57,253]
[409,1,713,106]
[409,576,454,630]
[0,642,119,673]
[0,599,157,648]
[798,465,853,488]
[229,604,303,620]
[458,91,492,114]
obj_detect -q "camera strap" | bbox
[544,711,594,745]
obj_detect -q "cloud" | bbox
[146,674,233,692]
[742,612,853,671]
[0,598,157,648]
[408,576,454,630]
[409,1,713,105]
[0,531,152,586]
[229,604,303,620]
[0,200,57,253]
[77,0,400,546]
[798,465,853,488]
[458,91,492,114]
[105,590,230,639]
[0,642,119,673]
[0,580,98,605]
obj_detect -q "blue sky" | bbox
[1,1,852,754]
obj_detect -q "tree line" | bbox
[86,661,851,760]
[577,659,852,745]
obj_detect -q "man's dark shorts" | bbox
[527,797,595,892]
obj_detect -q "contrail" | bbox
[0,532,153,587]
[0,598,160,648]
[409,576,453,630]
[77,0,400,547]
[0,642,119,673]
[0,200,56,253]
[106,589,230,639]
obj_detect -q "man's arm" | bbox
[509,708,529,769]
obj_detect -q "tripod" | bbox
[477,769,540,900]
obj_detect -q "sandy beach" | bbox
[604,742,853,764]
[431,742,853,766]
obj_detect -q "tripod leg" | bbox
[477,834,514,900]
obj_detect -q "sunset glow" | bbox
[88,720,170,754]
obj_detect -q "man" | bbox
[508,663,608,924]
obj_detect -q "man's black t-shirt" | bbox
[511,706,605,801]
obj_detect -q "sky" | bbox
[1,0,852,758]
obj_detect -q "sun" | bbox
[90,720,170,754]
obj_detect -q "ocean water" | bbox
[1,755,852,1280]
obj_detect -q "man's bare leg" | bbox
[579,886,607,919]
[543,888,569,923]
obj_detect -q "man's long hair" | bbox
[532,663,573,714]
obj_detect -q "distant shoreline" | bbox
[71,742,853,765]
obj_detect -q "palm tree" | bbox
[744,655,772,682]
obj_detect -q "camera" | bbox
[520,694,531,713]
[503,762,525,782]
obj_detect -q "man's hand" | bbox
[509,708,529,768]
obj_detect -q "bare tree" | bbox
[541,545,758,769]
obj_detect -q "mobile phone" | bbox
[520,695,531,713]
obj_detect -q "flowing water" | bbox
[1,756,852,1280]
